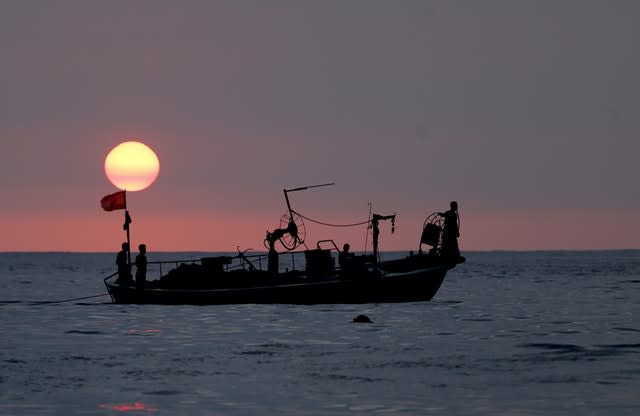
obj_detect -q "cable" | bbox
[291,210,371,228]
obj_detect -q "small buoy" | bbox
[353,314,372,323]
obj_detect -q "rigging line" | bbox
[364,202,373,251]
[292,210,371,228]
[30,293,109,305]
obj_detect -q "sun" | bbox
[104,141,160,191]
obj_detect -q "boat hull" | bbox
[105,265,449,305]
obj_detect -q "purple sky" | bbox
[1,1,639,251]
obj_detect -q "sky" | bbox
[1,0,639,252]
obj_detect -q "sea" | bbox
[1,251,639,415]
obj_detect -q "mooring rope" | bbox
[291,210,371,228]
[30,293,109,305]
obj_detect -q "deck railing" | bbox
[105,245,343,283]
[142,249,334,280]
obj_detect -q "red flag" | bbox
[101,191,126,211]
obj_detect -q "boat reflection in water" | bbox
[104,185,464,305]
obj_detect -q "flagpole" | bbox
[124,190,131,265]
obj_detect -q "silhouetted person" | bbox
[439,201,461,262]
[115,242,131,284]
[135,244,148,294]
[339,243,354,272]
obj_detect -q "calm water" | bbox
[1,251,639,415]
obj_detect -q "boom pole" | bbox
[283,182,335,217]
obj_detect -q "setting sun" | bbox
[104,141,160,191]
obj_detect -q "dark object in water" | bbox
[353,314,373,323]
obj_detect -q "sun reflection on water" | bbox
[126,327,161,335]
[99,402,158,412]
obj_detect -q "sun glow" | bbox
[104,141,160,191]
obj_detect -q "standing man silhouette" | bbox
[439,201,461,262]
[135,244,148,295]
[115,242,131,284]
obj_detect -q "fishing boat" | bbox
[104,184,464,304]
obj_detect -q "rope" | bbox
[292,210,371,228]
[30,293,109,305]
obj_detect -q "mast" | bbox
[266,183,335,273]
[371,213,396,266]
[281,182,335,246]
[123,190,132,265]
